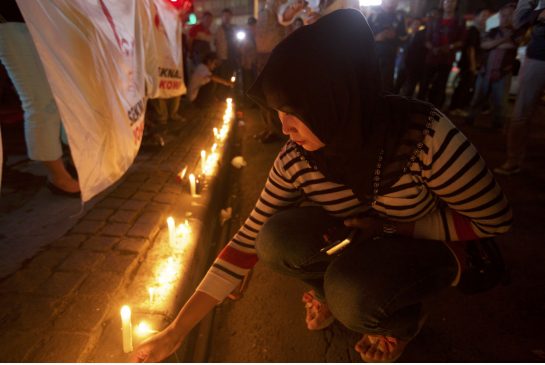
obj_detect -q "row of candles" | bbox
[120,98,235,353]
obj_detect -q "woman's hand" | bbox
[343,216,382,240]
[130,326,182,363]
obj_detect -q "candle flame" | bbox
[120,305,131,320]
[135,321,158,337]
[178,166,187,180]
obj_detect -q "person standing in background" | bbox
[449,8,491,115]
[252,0,296,143]
[465,3,520,130]
[214,8,238,86]
[0,0,80,196]
[188,11,213,67]
[368,0,407,93]
[396,17,423,96]
[494,0,545,175]
[240,17,258,108]
[421,0,465,109]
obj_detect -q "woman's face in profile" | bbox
[277,111,325,151]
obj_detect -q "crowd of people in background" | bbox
[2,0,545,198]
[164,0,544,176]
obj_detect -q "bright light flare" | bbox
[236,30,246,41]
[135,321,158,337]
[359,0,381,6]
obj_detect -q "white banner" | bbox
[17,0,147,202]
[143,0,186,99]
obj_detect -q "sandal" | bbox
[355,334,409,363]
[301,290,334,330]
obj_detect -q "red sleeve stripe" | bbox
[451,210,480,241]
[218,245,258,269]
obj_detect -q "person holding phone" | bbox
[131,10,512,363]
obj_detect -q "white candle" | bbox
[200,150,206,173]
[167,216,175,246]
[189,174,197,197]
[120,305,133,353]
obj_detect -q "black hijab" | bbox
[248,9,432,203]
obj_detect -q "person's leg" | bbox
[377,48,396,93]
[450,68,473,111]
[255,206,342,298]
[167,95,182,121]
[490,74,511,130]
[418,64,436,101]
[400,68,417,98]
[193,81,215,108]
[465,73,488,125]
[0,23,78,192]
[494,58,545,175]
[324,235,457,340]
[429,63,452,109]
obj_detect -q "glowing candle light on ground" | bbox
[167,217,176,246]
[178,166,187,180]
[120,305,133,353]
[135,321,157,338]
[200,150,206,173]
[148,287,156,306]
[189,174,197,197]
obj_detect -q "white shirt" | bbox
[188,64,212,102]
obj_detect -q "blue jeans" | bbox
[468,72,512,128]
[255,207,458,340]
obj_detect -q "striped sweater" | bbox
[197,111,513,301]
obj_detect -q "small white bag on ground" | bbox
[17,0,147,202]
[143,0,186,99]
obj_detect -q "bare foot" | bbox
[302,290,334,330]
[355,334,407,363]
[49,176,80,193]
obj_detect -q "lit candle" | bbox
[226,97,232,105]
[230,76,235,83]
[120,305,133,353]
[189,173,197,197]
[148,287,156,306]
[201,150,207,173]
[167,216,176,246]
[178,165,187,181]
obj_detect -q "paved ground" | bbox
[208,103,545,362]
[0,101,233,362]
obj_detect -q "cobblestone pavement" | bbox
[0,102,235,362]
[209,104,545,362]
